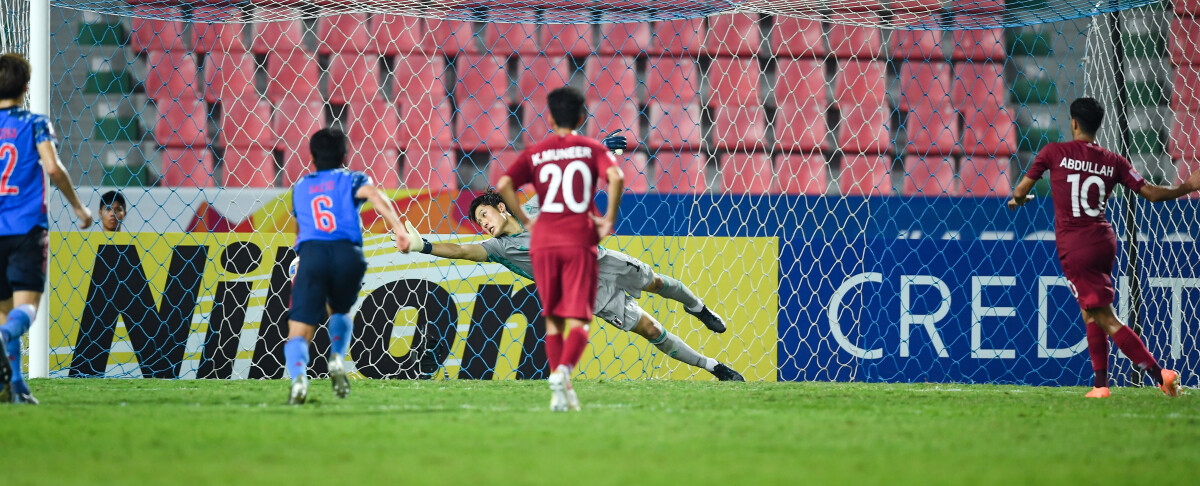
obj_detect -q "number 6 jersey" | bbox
[1025,140,1147,234]
[505,133,617,250]
[292,168,371,246]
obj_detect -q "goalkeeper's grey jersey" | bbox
[479,232,614,283]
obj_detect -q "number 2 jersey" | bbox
[1026,140,1147,236]
[0,106,56,236]
[505,133,617,250]
[291,168,370,247]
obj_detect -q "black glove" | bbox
[602,133,627,152]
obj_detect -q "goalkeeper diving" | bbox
[399,190,745,381]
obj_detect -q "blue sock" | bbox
[284,337,310,381]
[7,335,27,395]
[1,304,34,343]
[328,313,353,357]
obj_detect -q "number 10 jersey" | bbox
[1026,140,1147,234]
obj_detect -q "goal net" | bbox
[13,0,1199,385]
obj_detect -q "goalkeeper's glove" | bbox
[602,132,627,154]
[403,220,433,254]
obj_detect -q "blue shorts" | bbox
[0,227,47,300]
[289,240,367,326]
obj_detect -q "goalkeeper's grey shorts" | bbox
[594,250,655,331]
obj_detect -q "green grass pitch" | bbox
[2,379,1197,485]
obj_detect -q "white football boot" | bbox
[548,371,569,412]
[328,354,350,399]
[288,375,308,405]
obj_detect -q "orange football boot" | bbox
[1085,387,1110,398]
[1159,369,1180,397]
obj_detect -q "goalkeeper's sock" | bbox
[1112,326,1164,384]
[284,336,310,381]
[328,313,353,358]
[656,277,704,313]
[560,326,589,371]
[0,304,35,343]
[650,331,717,372]
[1085,322,1109,388]
[544,333,563,373]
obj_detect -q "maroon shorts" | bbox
[1057,225,1118,310]
[531,245,599,320]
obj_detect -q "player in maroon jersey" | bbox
[496,86,625,411]
[1009,98,1200,398]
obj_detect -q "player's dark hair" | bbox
[309,128,348,171]
[0,53,31,100]
[547,86,586,130]
[1069,97,1104,136]
[99,190,126,211]
[469,189,512,225]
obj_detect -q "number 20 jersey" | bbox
[1025,140,1146,234]
[505,133,617,250]
[0,107,56,236]
[292,168,370,247]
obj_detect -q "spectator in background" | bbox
[99,190,125,232]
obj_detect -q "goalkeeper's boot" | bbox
[287,375,308,405]
[0,332,12,403]
[687,306,727,334]
[328,354,350,399]
[1085,387,1110,398]
[1159,369,1181,397]
[711,363,746,382]
[547,371,569,412]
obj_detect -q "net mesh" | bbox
[20,1,1200,384]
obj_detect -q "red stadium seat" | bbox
[774,154,827,195]
[721,152,773,194]
[834,60,886,108]
[456,54,508,108]
[959,157,1013,197]
[426,19,477,55]
[516,55,571,102]
[961,0,1006,13]
[145,51,200,102]
[370,15,424,56]
[647,103,703,151]
[1175,0,1200,15]
[161,147,213,187]
[219,96,273,147]
[455,100,510,151]
[1171,17,1200,65]
[488,150,518,186]
[485,23,539,57]
[154,97,208,148]
[597,22,651,56]
[951,29,1005,62]
[619,152,652,193]
[394,53,450,109]
[587,56,639,106]
[898,61,952,112]
[202,51,256,104]
[771,17,826,58]
[775,102,829,153]
[649,18,703,56]
[705,13,761,57]
[222,144,274,188]
[953,62,1006,112]
[903,155,960,196]
[708,57,761,107]
[403,144,456,189]
[891,19,944,61]
[327,54,382,105]
[191,6,246,54]
[265,49,320,103]
[1171,64,1200,111]
[589,101,640,151]
[542,24,594,57]
[1170,110,1200,160]
[776,59,828,107]
[129,5,185,52]
[250,8,304,55]
[348,101,402,188]
[655,152,707,193]
[647,57,699,106]
[712,104,769,152]
[840,154,890,196]
[401,99,454,149]
[1176,159,1200,199]
[272,98,324,185]
[962,108,1016,157]
[837,104,890,154]
[828,24,882,59]
[317,13,371,55]
[905,103,960,156]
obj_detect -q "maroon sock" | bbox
[1112,326,1164,384]
[1086,322,1110,388]
[545,333,563,373]
[559,326,590,371]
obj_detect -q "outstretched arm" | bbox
[38,140,92,229]
[1007,176,1037,210]
[356,184,409,250]
[398,220,489,262]
[1137,170,1200,202]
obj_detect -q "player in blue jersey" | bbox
[0,53,93,404]
[285,128,408,405]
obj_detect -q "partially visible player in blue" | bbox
[0,53,93,404]
[285,128,408,405]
